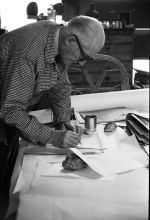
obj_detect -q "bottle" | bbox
[106,21,110,29]
[112,21,116,29]
[86,1,100,20]
[47,4,56,22]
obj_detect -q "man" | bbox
[0,16,105,198]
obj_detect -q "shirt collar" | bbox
[55,28,60,56]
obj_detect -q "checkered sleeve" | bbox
[0,56,53,145]
[47,68,72,124]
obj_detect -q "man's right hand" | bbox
[63,130,81,148]
[49,130,81,149]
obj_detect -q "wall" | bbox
[63,0,149,28]
[79,0,149,28]
[0,0,61,31]
[62,0,79,21]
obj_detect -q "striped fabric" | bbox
[0,21,71,145]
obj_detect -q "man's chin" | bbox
[56,55,72,66]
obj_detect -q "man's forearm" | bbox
[0,109,53,145]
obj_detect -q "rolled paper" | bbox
[71,89,149,112]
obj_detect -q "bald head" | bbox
[67,15,105,57]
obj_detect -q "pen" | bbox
[79,113,85,120]
[64,123,74,131]
[78,147,107,151]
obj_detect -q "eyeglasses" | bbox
[73,35,92,62]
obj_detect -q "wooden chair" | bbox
[68,54,130,95]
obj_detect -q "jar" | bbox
[115,20,120,28]
[85,115,97,132]
[112,21,116,29]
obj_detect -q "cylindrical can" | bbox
[119,21,122,28]
[115,20,120,28]
[85,115,97,132]
[112,21,116,29]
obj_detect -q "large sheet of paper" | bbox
[71,88,149,112]
[70,148,144,176]
[34,157,115,181]
[15,187,149,220]
[29,109,53,123]
[13,125,147,194]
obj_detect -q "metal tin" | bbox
[85,115,97,132]
[115,20,120,28]
[112,21,116,29]
[119,21,123,28]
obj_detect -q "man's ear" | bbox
[64,35,76,46]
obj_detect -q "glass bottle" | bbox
[47,4,56,22]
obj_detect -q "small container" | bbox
[115,20,120,29]
[112,21,116,29]
[106,21,110,29]
[47,5,56,22]
[85,115,97,132]
[119,21,123,28]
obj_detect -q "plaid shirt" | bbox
[0,21,71,145]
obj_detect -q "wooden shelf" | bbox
[101,28,135,83]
